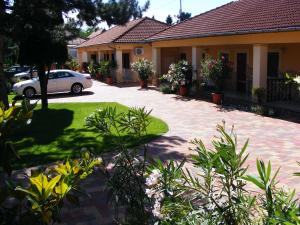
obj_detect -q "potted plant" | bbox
[252,87,266,105]
[201,56,230,104]
[161,60,192,96]
[87,61,96,78]
[98,60,112,84]
[131,58,153,89]
[67,59,79,71]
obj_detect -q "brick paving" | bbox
[15,81,300,224]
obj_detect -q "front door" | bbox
[236,53,247,93]
[267,52,279,78]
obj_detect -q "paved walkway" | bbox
[18,81,300,224]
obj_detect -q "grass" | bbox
[12,102,168,169]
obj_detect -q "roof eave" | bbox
[148,27,300,42]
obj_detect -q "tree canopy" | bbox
[166,15,173,25]
[6,0,150,109]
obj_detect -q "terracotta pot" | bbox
[106,77,113,85]
[212,93,222,105]
[179,86,188,96]
[140,80,148,89]
[96,73,101,80]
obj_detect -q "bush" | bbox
[161,60,192,89]
[131,58,153,81]
[146,123,300,225]
[252,88,266,105]
[85,106,153,224]
[160,84,176,94]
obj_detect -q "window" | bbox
[91,54,97,62]
[267,52,279,77]
[48,73,56,80]
[111,53,115,62]
[56,72,74,79]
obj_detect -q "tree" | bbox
[10,0,150,110]
[0,0,13,109]
[80,27,96,39]
[166,14,173,25]
[177,11,191,23]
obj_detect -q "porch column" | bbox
[253,44,268,90]
[152,47,161,86]
[82,51,88,63]
[98,52,102,63]
[192,47,202,80]
[116,49,123,83]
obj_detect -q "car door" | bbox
[55,71,76,92]
[47,72,58,93]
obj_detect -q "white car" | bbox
[12,70,93,98]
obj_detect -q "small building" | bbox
[67,38,86,61]
[77,17,169,83]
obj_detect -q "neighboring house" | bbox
[148,0,300,102]
[87,29,105,39]
[67,37,86,60]
[77,17,169,82]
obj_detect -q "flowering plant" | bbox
[131,58,153,81]
[161,60,193,89]
[201,56,232,92]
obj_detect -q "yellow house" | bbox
[77,17,168,83]
[148,0,300,101]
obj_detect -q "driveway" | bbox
[30,81,300,224]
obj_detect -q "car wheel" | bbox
[71,83,83,94]
[23,87,36,98]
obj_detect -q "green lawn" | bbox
[13,103,168,169]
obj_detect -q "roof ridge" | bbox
[147,1,237,40]
[113,17,148,43]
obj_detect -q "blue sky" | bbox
[140,0,233,22]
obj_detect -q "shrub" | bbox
[161,60,192,89]
[252,88,266,105]
[66,59,79,71]
[0,151,100,225]
[85,106,153,224]
[160,84,176,94]
[131,58,153,81]
[201,55,232,93]
[98,60,111,78]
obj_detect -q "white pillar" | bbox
[98,52,102,63]
[152,47,161,86]
[116,49,123,83]
[82,51,88,63]
[253,44,268,89]
[192,47,202,81]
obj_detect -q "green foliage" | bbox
[0,151,100,225]
[85,106,153,224]
[0,99,36,175]
[286,73,300,91]
[252,88,266,105]
[244,160,300,225]
[66,59,79,71]
[131,58,153,81]
[87,61,97,76]
[165,15,173,25]
[147,123,256,225]
[161,60,192,89]
[98,60,111,77]
[201,57,231,92]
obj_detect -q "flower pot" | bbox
[140,80,148,89]
[106,77,113,85]
[179,85,188,96]
[96,72,101,80]
[212,92,222,105]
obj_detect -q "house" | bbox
[77,17,169,82]
[87,29,106,39]
[148,0,300,101]
[67,37,86,61]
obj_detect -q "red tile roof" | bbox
[148,0,300,41]
[87,29,106,39]
[78,17,168,47]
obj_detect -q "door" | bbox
[47,72,57,93]
[236,53,247,93]
[122,53,131,81]
[55,71,75,92]
[267,52,279,77]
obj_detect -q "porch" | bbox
[152,43,300,105]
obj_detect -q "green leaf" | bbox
[243,175,265,190]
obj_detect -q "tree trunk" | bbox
[0,34,9,109]
[37,64,48,110]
